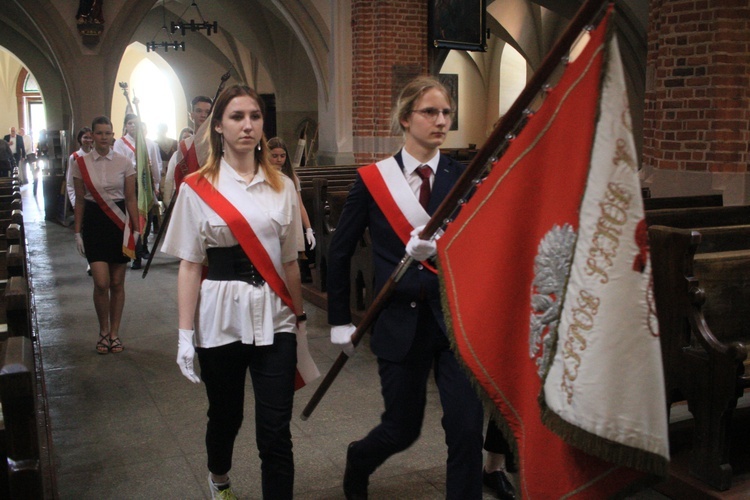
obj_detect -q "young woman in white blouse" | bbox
[71,116,139,354]
[162,84,313,500]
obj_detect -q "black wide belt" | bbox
[206,245,266,286]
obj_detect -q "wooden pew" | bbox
[649,224,750,491]
[643,194,723,211]
[0,336,42,498]
[297,167,361,295]
[645,205,750,229]
[0,206,55,497]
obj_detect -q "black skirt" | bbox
[82,200,130,264]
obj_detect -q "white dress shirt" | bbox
[161,160,303,348]
[401,148,439,198]
[69,149,135,202]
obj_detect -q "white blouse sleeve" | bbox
[161,185,207,264]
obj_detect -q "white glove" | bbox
[405,225,437,261]
[75,233,85,257]
[305,228,316,250]
[297,320,307,336]
[177,329,201,383]
[331,323,357,358]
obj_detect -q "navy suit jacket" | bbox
[327,151,465,362]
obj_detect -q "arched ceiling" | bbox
[2,0,647,137]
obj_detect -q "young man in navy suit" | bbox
[327,76,484,500]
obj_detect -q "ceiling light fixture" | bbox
[171,0,218,36]
[147,0,186,52]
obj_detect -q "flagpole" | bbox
[141,69,231,278]
[300,0,612,421]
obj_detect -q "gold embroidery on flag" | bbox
[585,182,632,283]
[561,289,600,403]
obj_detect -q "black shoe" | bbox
[343,442,368,500]
[483,469,516,500]
[130,259,142,270]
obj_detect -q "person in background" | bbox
[67,126,94,276]
[0,138,14,176]
[19,127,33,184]
[267,137,316,282]
[162,84,312,499]
[71,116,139,354]
[162,95,212,207]
[179,127,194,141]
[113,114,161,269]
[326,75,484,499]
[34,129,49,196]
[155,123,178,165]
[142,123,164,237]
[3,126,25,178]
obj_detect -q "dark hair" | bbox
[91,116,113,130]
[200,84,283,191]
[191,95,213,110]
[123,113,138,128]
[179,127,194,138]
[76,127,92,145]
[267,137,295,180]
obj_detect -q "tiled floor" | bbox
[22,180,669,499]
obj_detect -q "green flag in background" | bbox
[135,119,154,232]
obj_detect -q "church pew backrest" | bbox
[643,194,723,211]
[648,224,749,491]
[645,205,750,229]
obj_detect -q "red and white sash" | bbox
[75,154,136,259]
[184,167,320,389]
[173,136,200,194]
[359,157,436,273]
[121,136,136,154]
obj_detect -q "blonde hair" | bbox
[198,84,284,192]
[391,75,454,135]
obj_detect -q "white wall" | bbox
[439,51,488,149]
[0,49,26,135]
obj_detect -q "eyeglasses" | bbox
[412,107,454,121]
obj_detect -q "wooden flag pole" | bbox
[141,69,231,278]
[300,0,611,420]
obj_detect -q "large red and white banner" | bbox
[437,7,669,498]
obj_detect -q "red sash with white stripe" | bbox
[359,158,437,273]
[184,172,319,389]
[75,154,136,259]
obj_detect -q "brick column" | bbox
[643,0,750,173]
[351,0,429,164]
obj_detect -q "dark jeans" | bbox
[349,306,484,500]
[197,333,297,499]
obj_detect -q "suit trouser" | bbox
[349,305,484,499]
[197,333,297,499]
[484,418,517,472]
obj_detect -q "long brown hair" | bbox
[267,136,296,181]
[198,84,284,191]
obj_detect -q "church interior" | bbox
[0,0,749,498]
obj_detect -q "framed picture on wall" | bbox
[439,74,458,130]
[429,0,487,51]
